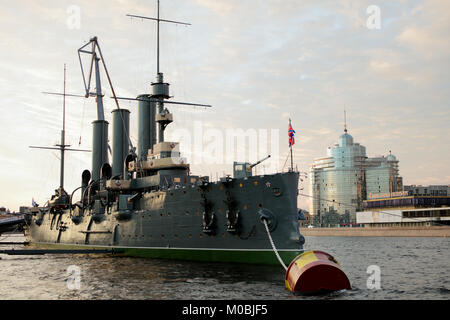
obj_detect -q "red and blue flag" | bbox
[288,119,295,147]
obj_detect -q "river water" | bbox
[0,234,449,300]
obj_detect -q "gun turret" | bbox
[233,155,271,179]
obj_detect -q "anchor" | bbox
[224,191,240,234]
[200,193,215,234]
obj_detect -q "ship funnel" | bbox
[137,95,156,161]
[92,120,109,181]
[111,109,130,177]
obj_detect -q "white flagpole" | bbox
[289,118,294,172]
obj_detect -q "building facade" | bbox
[310,129,402,222]
[404,185,449,197]
[357,195,450,227]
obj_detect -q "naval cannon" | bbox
[233,155,271,179]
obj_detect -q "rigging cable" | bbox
[282,151,291,172]
[79,99,87,146]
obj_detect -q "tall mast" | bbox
[60,63,66,188]
[157,0,160,74]
[127,1,191,75]
[30,65,90,196]
[122,0,211,158]
[127,1,192,144]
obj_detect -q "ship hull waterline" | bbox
[29,242,301,265]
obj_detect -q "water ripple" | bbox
[1,235,449,299]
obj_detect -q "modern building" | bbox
[404,185,449,197]
[310,128,402,222]
[298,209,312,227]
[357,194,450,227]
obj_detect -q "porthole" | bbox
[273,187,282,197]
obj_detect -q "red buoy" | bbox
[285,250,351,294]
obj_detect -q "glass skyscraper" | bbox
[310,128,402,222]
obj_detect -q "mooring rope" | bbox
[262,219,288,271]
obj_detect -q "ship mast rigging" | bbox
[126,0,211,145]
[29,64,90,206]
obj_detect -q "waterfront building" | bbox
[356,194,450,227]
[310,128,402,222]
[404,185,449,197]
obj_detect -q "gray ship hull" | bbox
[26,172,303,265]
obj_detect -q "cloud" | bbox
[193,0,238,15]
[396,0,450,58]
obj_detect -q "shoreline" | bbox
[300,226,450,237]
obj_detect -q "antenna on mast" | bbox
[344,109,348,133]
[125,0,209,147]
[127,0,191,75]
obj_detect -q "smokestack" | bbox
[111,109,130,177]
[91,120,109,181]
[137,95,156,161]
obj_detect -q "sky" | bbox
[0,0,449,211]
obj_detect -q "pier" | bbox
[301,226,450,237]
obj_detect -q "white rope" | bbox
[262,219,288,271]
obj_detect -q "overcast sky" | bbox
[0,0,449,211]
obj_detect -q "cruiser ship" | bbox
[25,1,304,265]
